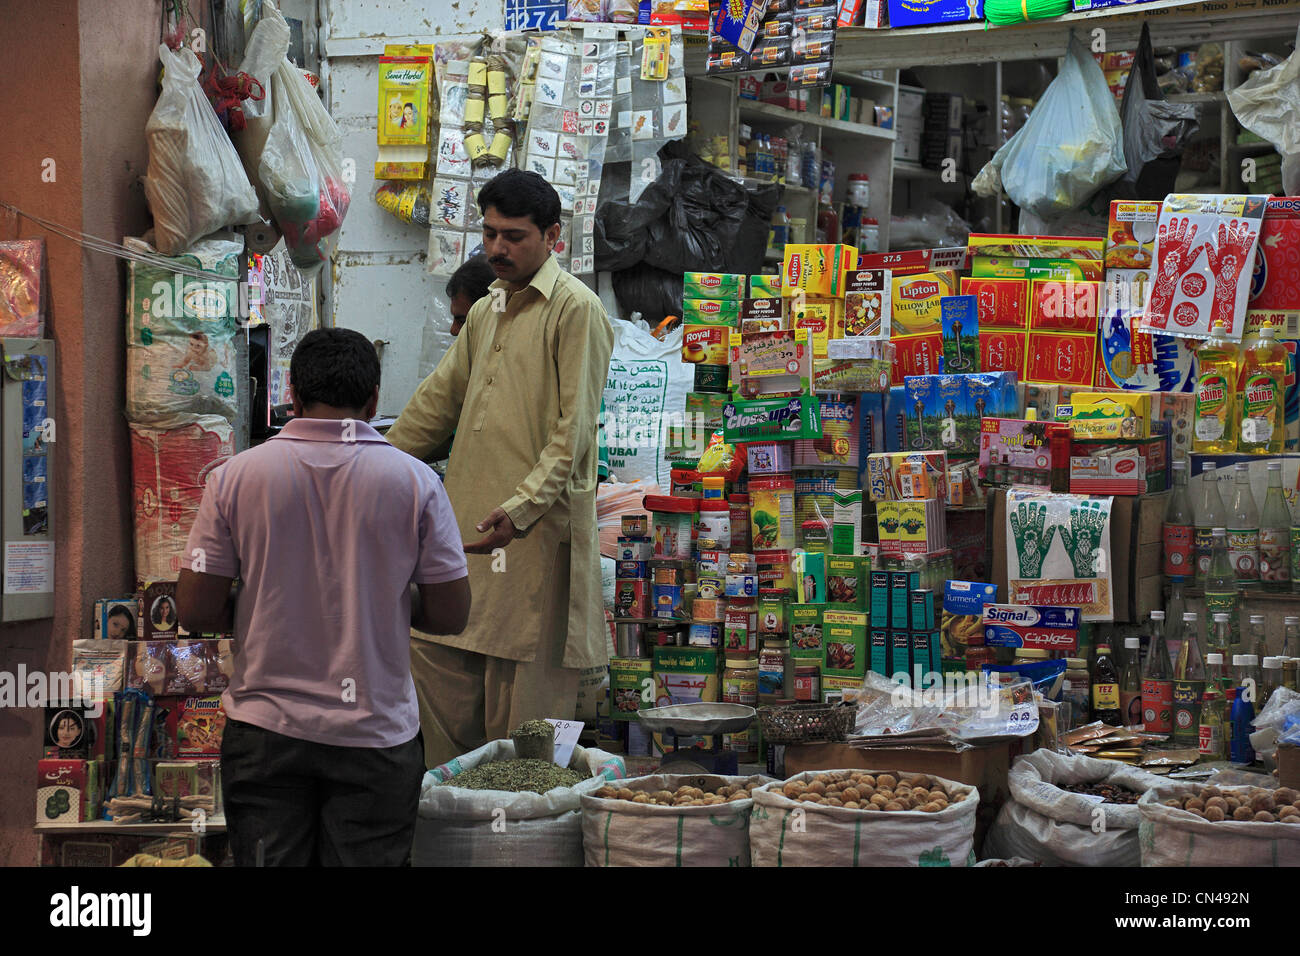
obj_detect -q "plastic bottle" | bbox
[1227,462,1260,589]
[1206,652,1228,693]
[1141,610,1174,733]
[1285,615,1299,659]
[1120,637,1143,727]
[1204,527,1240,649]
[1239,324,1286,454]
[1171,611,1206,746]
[1236,653,1263,713]
[1193,321,1238,453]
[1198,688,1227,761]
[1228,685,1256,764]
[769,205,790,251]
[1092,643,1123,725]
[1260,460,1291,590]
[1193,464,1227,587]
[1163,459,1195,579]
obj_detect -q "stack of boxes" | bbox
[894,85,924,164]
[922,92,963,172]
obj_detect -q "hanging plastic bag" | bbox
[258,60,350,274]
[1111,23,1200,201]
[1227,21,1300,196]
[972,33,1126,220]
[231,1,290,193]
[143,44,261,256]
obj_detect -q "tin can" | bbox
[615,579,648,618]
[616,560,647,579]
[794,664,821,701]
[616,623,646,658]
[689,621,723,647]
[650,560,686,586]
[653,584,686,620]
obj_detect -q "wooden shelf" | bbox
[739,100,897,141]
[832,70,898,90]
[36,815,226,835]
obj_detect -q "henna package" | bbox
[1004,490,1113,622]
[1144,193,1270,342]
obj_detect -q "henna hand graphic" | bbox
[1200,220,1256,332]
[1147,217,1199,328]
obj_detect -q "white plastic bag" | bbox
[973,34,1126,220]
[581,774,769,867]
[143,44,260,256]
[984,750,1166,867]
[601,321,692,487]
[258,61,350,274]
[413,740,625,867]
[231,0,291,195]
[1228,23,1300,196]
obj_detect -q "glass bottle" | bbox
[1121,637,1143,727]
[1247,613,1268,662]
[1193,464,1228,587]
[1209,612,1232,654]
[1172,611,1206,746]
[1165,579,1187,658]
[1260,460,1291,591]
[1285,615,1299,659]
[1262,656,1283,708]
[1141,610,1174,733]
[1227,462,1260,589]
[1092,644,1123,726]
[1205,527,1241,649]
[1206,652,1228,693]
[1163,459,1195,580]
[1198,688,1227,761]
[1236,653,1264,714]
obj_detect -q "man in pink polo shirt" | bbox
[177,328,470,866]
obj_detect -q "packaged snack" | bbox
[940,580,998,659]
[176,696,226,757]
[0,239,46,337]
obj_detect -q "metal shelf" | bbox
[684,0,1300,72]
[739,100,897,141]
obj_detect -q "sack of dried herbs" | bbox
[413,740,625,867]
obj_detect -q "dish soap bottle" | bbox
[1239,324,1286,454]
[1194,320,1237,453]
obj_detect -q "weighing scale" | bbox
[638,702,757,774]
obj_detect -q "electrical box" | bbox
[1,338,54,620]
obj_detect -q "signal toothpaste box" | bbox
[982,604,1081,652]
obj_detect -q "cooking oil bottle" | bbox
[1194,321,1238,454]
[1238,324,1286,454]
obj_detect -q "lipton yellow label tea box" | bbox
[891,271,957,336]
[782,244,858,299]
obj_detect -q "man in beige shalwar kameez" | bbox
[386,170,614,768]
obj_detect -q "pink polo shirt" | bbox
[185,417,467,748]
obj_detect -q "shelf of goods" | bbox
[682,0,1300,73]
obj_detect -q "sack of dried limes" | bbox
[749,769,980,867]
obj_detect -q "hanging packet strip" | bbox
[1144,193,1270,342]
[711,0,770,55]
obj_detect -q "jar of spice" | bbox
[697,498,732,550]
[759,639,792,701]
[847,173,871,208]
[723,655,759,706]
[794,663,821,701]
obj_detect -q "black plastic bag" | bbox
[1114,23,1200,199]
[596,144,779,324]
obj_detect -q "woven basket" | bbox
[757,702,856,744]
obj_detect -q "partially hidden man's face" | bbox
[449,292,473,337]
[481,207,561,286]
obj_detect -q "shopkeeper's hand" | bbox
[464,507,518,553]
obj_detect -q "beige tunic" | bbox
[386,255,614,668]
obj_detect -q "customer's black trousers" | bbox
[220,718,425,866]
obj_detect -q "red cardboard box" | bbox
[1246,196,1300,336]
[890,333,943,384]
[1029,278,1101,334]
[961,277,1029,330]
[979,330,1028,376]
[856,247,968,277]
[1025,332,1098,386]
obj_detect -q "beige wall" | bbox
[0,0,155,867]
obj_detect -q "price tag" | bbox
[546,718,584,767]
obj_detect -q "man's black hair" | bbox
[476,169,561,233]
[290,328,381,411]
[445,253,496,303]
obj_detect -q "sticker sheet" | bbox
[1144,194,1270,342]
[1005,490,1113,622]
